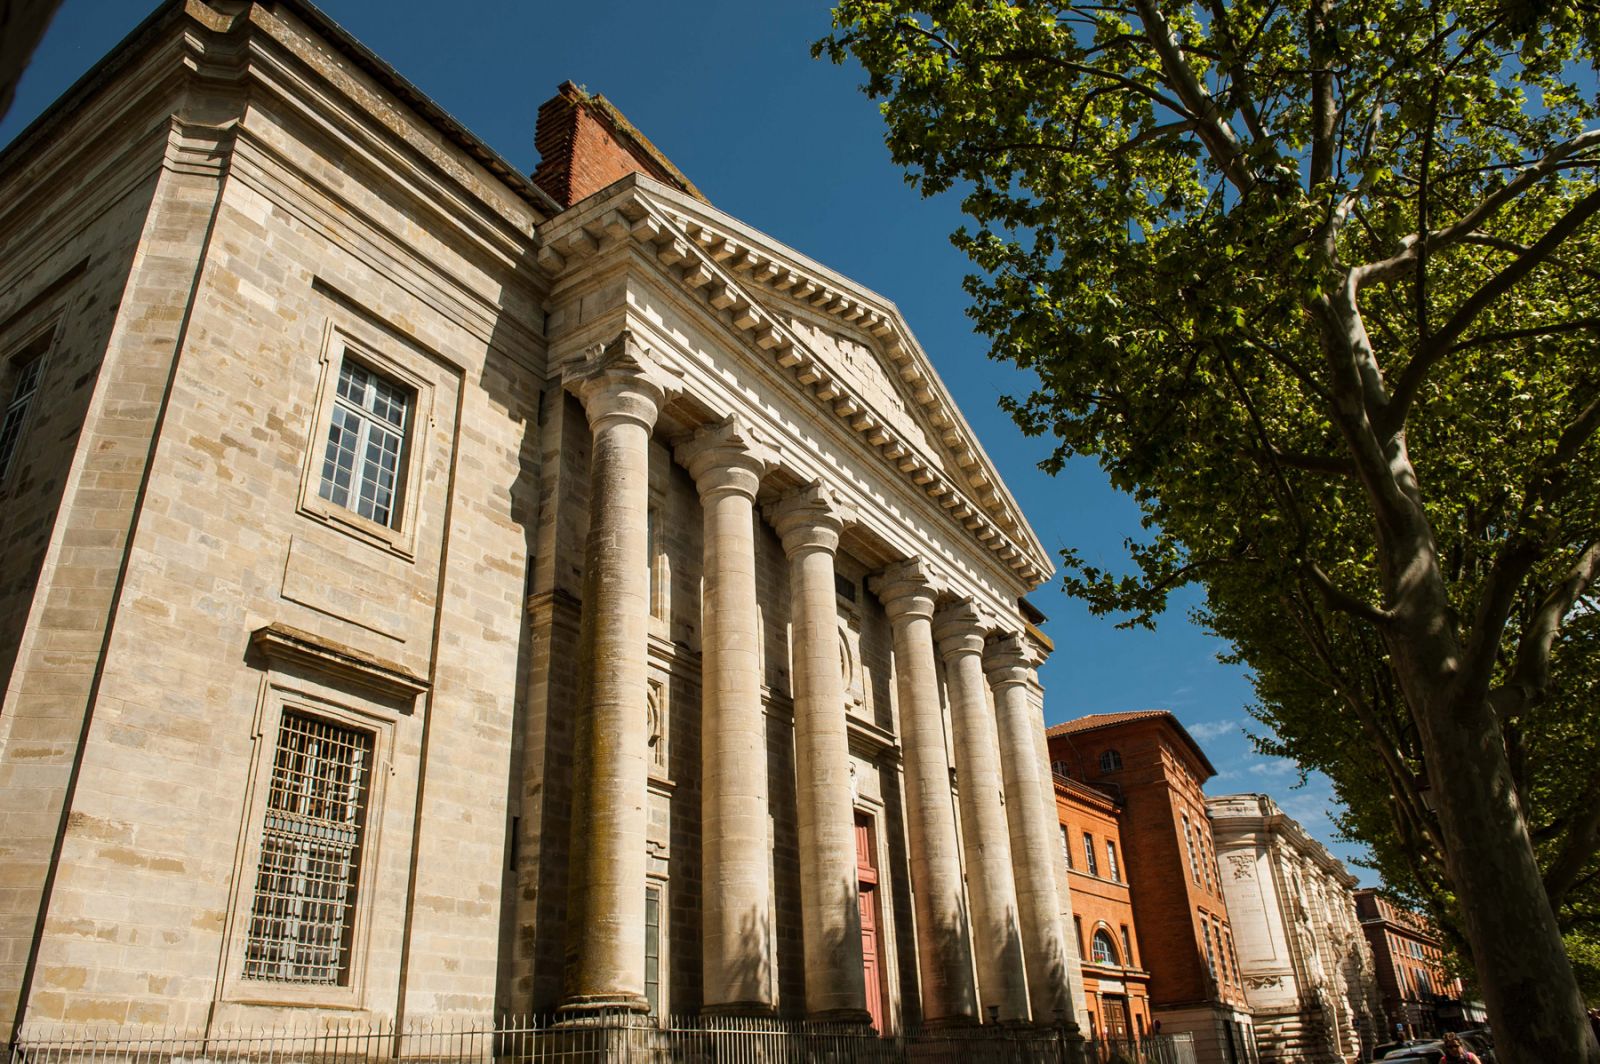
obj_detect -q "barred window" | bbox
[645,885,662,1015]
[244,712,373,985]
[0,335,49,483]
[318,359,410,527]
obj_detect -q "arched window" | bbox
[1099,749,1123,773]
[1092,929,1120,966]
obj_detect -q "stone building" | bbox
[1353,890,1483,1040]
[1048,712,1257,1064]
[1053,766,1152,1044]
[0,0,1086,1043]
[1208,794,1380,1064]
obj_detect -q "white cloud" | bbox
[1248,758,1297,777]
[1187,718,1239,742]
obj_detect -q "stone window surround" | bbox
[216,668,398,1013]
[296,321,435,561]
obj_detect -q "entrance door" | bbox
[1103,996,1131,1041]
[855,813,885,1032]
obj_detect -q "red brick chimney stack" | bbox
[531,81,704,209]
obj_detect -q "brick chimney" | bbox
[531,81,705,209]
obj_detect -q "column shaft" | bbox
[681,418,773,1013]
[568,407,652,1011]
[989,636,1077,1025]
[937,606,1029,1022]
[771,484,869,1022]
[874,562,977,1026]
[560,332,674,1014]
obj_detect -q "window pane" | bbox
[0,349,46,482]
[318,357,410,528]
[244,712,372,985]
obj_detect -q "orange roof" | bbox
[1046,710,1218,779]
[1046,710,1170,737]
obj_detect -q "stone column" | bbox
[987,632,1077,1025]
[768,482,870,1022]
[560,331,677,1014]
[871,559,978,1026]
[677,415,776,1014]
[934,601,1029,1022]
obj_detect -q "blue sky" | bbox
[0,0,1365,877]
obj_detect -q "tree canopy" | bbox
[819,2,1600,1061]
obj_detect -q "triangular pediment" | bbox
[535,175,1053,587]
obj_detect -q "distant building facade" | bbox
[1055,771,1152,1044]
[1353,891,1484,1039]
[0,0,1086,1043]
[1049,712,1257,1064]
[1208,794,1380,1064]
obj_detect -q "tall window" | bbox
[645,884,662,1015]
[1091,929,1119,966]
[0,335,49,484]
[244,712,373,985]
[1060,824,1072,870]
[318,358,410,527]
[1121,925,1135,968]
[1073,915,1085,958]
[1182,814,1201,882]
[1082,832,1099,876]
[1201,917,1218,979]
[1105,839,1121,882]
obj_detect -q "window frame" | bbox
[1098,748,1123,773]
[0,323,57,489]
[297,326,432,559]
[1105,839,1121,883]
[219,678,395,1010]
[1091,928,1120,967]
[1081,831,1099,876]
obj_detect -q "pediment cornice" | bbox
[534,175,1052,589]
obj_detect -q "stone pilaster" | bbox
[935,601,1029,1022]
[560,331,678,1014]
[768,481,871,1023]
[676,414,777,1014]
[871,559,978,1026]
[986,631,1077,1026]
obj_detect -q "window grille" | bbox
[644,885,662,1015]
[834,573,857,602]
[0,337,48,482]
[244,712,373,985]
[319,358,409,527]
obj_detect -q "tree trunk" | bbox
[1316,291,1599,1064]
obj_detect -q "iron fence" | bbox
[10,1014,1197,1064]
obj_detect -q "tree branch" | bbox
[1355,128,1600,288]
[1388,185,1600,429]
[1308,562,1396,624]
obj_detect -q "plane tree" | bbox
[819,2,1600,1060]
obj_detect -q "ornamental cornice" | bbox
[532,175,1052,589]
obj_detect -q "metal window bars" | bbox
[243,713,373,986]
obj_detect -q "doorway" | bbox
[855,812,885,1032]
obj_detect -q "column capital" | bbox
[768,480,849,557]
[871,558,940,622]
[675,413,778,500]
[561,329,681,431]
[984,630,1041,687]
[933,599,990,659]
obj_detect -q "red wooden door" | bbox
[855,813,885,1032]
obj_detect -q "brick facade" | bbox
[1353,890,1481,1041]
[1055,773,1152,1042]
[1049,711,1257,1064]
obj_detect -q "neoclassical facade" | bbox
[1208,795,1380,1063]
[0,0,1085,1042]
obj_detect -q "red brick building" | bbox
[1056,772,1152,1044]
[1353,890,1484,1039]
[1049,711,1257,1064]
